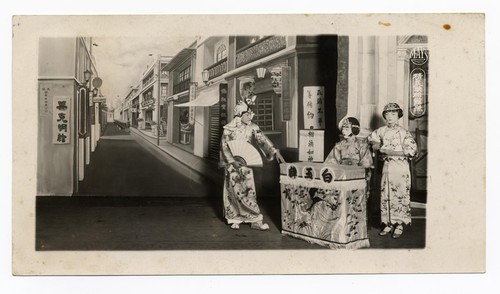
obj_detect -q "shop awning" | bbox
[174,85,220,107]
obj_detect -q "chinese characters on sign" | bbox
[281,66,291,121]
[303,86,325,129]
[299,130,324,162]
[189,82,197,125]
[40,86,51,115]
[409,48,428,117]
[53,96,71,144]
[410,70,426,116]
[219,83,228,135]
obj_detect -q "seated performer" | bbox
[325,117,373,169]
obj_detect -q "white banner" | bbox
[299,130,324,162]
[303,86,325,130]
[53,96,71,144]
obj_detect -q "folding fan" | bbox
[227,141,263,167]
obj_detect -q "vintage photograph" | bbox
[12,14,485,275]
[36,35,428,251]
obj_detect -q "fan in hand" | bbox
[227,141,263,167]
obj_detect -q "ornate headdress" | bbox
[382,102,403,118]
[339,116,360,135]
[224,100,255,131]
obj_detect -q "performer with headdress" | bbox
[220,100,285,230]
[368,102,418,239]
[324,116,373,168]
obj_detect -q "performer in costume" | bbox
[368,102,417,239]
[220,101,285,230]
[324,116,373,168]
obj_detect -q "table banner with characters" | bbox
[279,162,370,249]
[299,130,324,162]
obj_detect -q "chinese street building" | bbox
[37,37,103,195]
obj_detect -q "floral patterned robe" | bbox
[368,124,417,225]
[324,137,373,168]
[220,121,277,225]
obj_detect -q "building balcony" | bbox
[235,36,287,68]
[173,79,191,95]
[142,74,155,87]
[204,58,228,81]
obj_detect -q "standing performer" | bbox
[368,103,418,239]
[220,101,285,230]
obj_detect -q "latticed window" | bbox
[178,66,191,83]
[253,97,273,131]
[216,44,227,62]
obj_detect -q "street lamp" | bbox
[256,67,267,79]
[201,69,210,85]
[84,69,92,83]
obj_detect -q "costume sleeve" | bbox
[220,129,235,164]
[402,130,418,158]
[367,128,382,144]
[358,139,374,168]
[252,125,277,161]
[324,144,341,164]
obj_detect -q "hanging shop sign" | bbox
[281,66,291,121]
[53,96,71,144]
[303,86,325,129]
[409,48,429,118]
[39,85,51,116]
[189,82,197,124]
[298,130,324,162]
[270,67,282,95]
[219,83,228,133]
[141,98,155,108]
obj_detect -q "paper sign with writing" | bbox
[303,86,325,129]
[53,96,71,144]
[189,82,197,124]
[299,130,324,162]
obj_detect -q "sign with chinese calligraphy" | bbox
[53,96,71,144]
[303,86,325,129]
[189,82,197,124]
[409,48,429,118]
[281,66,291,121]
[40,85,51,116]
[299,130,324,162]
[219,83,228,134]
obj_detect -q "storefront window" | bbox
[253,96,274,131]
[178,66,191,83]
[178,108,191,144]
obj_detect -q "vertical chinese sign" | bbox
[409,48,429,118]
[219,83,228,136]
[40,86,51,116]
[281,66,291,121]
[299,130,324,162]
[53,96,71,144]
[303,86,325,129]
[189,82,197,125]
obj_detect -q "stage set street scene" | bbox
[36,35,428,250]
